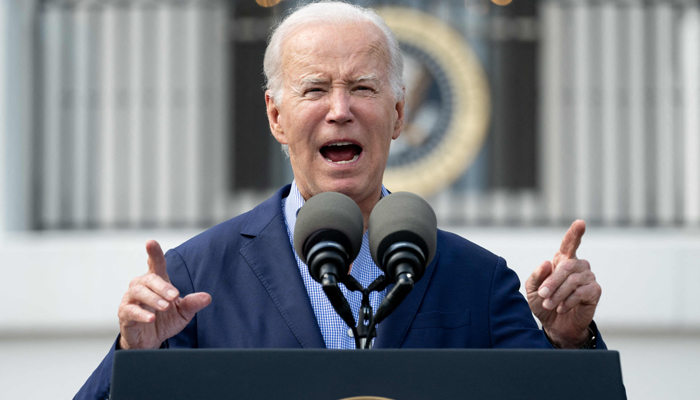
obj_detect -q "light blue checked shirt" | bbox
[282,181,389,349]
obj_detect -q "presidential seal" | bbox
[338,397,396,400]
[379,7,491,196]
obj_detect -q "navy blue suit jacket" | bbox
[76,185,604,399]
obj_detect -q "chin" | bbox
[320,178,378,202]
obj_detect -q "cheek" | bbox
[291,106,324,133]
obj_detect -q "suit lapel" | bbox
[238,186,326,349]
[374,251,440,348]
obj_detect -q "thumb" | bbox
[146,240,168,280]
[525,260,553,295]
[178,292,212,322]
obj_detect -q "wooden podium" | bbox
[111,349,627,399]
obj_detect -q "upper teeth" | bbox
[328,141,353,146]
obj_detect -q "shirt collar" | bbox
[284,181,389,239]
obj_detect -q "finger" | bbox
[131,273,179,301]
[177,292,212,322]
[525,260,553,295]
[542,269,594,311]
[128,283,173,312]
[556,281,601,314]
[558,219,586,260]
[539,258,590,301]
[119,303,155,324]
[146,240,168,280]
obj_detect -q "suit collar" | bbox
[238,184,326,348]
[240,185,291,237]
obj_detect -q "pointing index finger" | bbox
[559,219,586,260]
[146,240,168,281]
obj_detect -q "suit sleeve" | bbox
[488,257,554,349]
[72,339,117,400]
[596,327,607,349]
[488,257,607,350]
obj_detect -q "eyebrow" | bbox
[352,74,379,84]
[299,75,327,85]
[298,74,380,85]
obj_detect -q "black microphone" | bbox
[369,191,437,283]
[294,191,364,338]
[294,191,364,284]
[368,191,437,326]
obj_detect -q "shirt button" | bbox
[347,328,354,337]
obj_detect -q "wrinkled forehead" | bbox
[280,21,391,81]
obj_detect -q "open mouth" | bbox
[320,141,363,164]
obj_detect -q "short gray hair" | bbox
[263,1,405,105]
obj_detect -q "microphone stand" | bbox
[343,275,389,349]
[315,244,423,349]
[322,273,414,349]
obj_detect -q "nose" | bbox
[326,90,353,124]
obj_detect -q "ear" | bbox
[266,91,287,144]
[392,91,405,140]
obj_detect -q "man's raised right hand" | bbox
[117,240,211,350]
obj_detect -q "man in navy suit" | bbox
[76,2,603,398]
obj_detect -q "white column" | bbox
[600,3,619,225]
[5,0,37,231]
[572,1,591,220]
[156,4,173,226]
[628,2,646,225]
[73,4,90,228]
[211,3,229,223]
[138,5,158,225]
[41,5,63,229]
[184,2,202,224]
[681,8,700,225]
[168,6,188,225]
[518,190,538,226]
[539,1,564,224]
[653,3,676,225]
[490,190,509,226]
[128,3,144,227]
[98,5,117,228]
[112,6,131,226]
[0,0,7,234]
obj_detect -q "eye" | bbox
[353,85,376,94]
[304,87,324,95]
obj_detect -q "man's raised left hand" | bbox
[525,220,602,348]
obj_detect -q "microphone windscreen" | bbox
[369,192,437,270]
[293,191,364,264]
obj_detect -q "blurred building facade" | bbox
[4,0,699,231]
